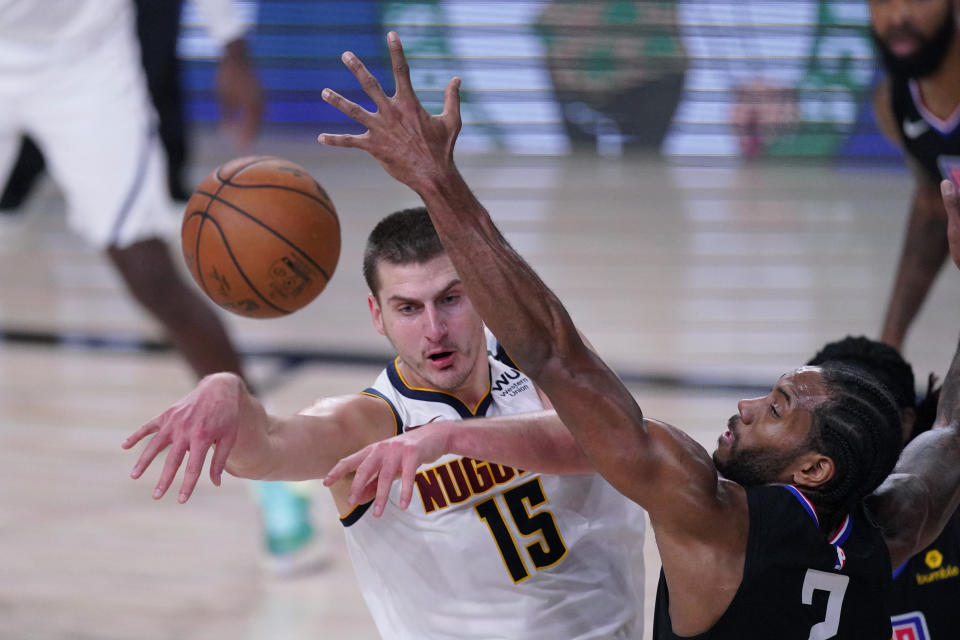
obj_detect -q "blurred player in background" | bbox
[1,0,261,209]
[870,0,960,352]
[124,206,648,639]
[0,0,319,575]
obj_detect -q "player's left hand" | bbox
[942,179,960,270]
[218,38,263,149]
[323,421,454,517]
[316,31,462,195]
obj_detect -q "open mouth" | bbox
[427,351,455,366]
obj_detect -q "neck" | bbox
[916,34,960,119]
[396,358,490,411]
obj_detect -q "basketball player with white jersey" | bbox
[0,0,257,378]
[0,0,322,575]
[124,206,647,639]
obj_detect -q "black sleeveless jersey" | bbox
[653,485,892,640]
[890,74,960,184]
[889,508,960,639]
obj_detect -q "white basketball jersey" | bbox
[344,329,646,639]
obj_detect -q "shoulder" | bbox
[864,472,933,568]
[300,392,398,440]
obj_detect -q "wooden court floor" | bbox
[1,134,958,639]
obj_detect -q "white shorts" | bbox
[0,5,173,249]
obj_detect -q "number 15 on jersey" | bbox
[475,478,569,582]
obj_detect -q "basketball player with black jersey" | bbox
[124,207,647,639]
[316,33,960,639]
[870,0,960,352]
[808,337,960,640]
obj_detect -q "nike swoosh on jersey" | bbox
[903,118,930,139]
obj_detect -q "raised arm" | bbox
[868,180,960,568]
[122,372,394,503]
[316,34,745,539]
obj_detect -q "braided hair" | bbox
[802,363,902,517]
[806,335,941,441]
[806,336,915,410]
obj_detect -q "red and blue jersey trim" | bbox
[780,484,851,570]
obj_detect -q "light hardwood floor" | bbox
[1,133,957,639]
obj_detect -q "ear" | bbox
[368,293,386,336]
[790,451,835,489]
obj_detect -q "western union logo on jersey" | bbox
[415,457,526,513]
[490,369,530,398]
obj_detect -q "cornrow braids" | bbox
[363,207,446,296]
[806,335,916,410]
[803,363,903,518]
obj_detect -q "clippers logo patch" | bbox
[891,611,930,640]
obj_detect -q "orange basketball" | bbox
[181,156,340,318]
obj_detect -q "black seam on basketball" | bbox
[193,189,335,282]
[212,181,338,223]
[212,157,339,231]
[195,215,292,315]
[214,156,276,184]
[193,177,237,301]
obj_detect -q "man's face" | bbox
[869,0,957,78]
[713,367,830,487]
[369,254,487,398]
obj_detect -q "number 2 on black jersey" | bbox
[475,478,568,582]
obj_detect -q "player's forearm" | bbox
[414,168,574,380]
[200,373,277,480]
[444,411,594,475]
[414,169,649,489]
[881,187,949,348]
[893,333,960,546]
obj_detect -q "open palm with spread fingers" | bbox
[317,31,462,194]
[324,422,453,518]
[121,373,260,504]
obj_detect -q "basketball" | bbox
[181,156,340,318]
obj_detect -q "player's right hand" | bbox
[323,421,453,517]
[122,373,243,504]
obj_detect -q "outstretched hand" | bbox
[317,31,462,194]
[943,179,960,270]
[121,374,244,503]
[323,421,453,517]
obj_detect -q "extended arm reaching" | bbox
[122,372,393,502]
[316,34,742,537]
[324,410,593,516]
